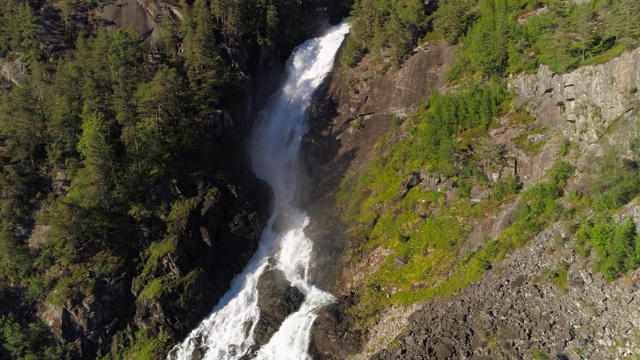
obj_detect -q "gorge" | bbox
[169,22,350,360]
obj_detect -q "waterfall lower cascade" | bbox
[168,22,349,360]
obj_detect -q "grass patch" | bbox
[543,261,570,294]
[531,349,552,360]
[512,127,548,155]
[581,44,626,67]
[110,328,172,360]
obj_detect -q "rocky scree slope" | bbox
[305,44,640,359]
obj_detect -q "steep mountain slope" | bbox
[305,28,640,360]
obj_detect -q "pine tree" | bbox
[605,0,640,47]
[70,110,115,210]
[434,0,468,44]
[135,68,196,176]
[108,29,146,172]
[182,0,227,114]
[46,60,83,165]
[571,4,597,62]
[77,29,113,117]
[466,2,510,76]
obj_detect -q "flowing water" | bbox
[168,21,349,360]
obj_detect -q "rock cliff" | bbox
[511,48,640,148]
[302,42,455,289]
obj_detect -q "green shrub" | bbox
[543,261,570,293]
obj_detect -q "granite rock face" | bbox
[511,49,640,146]
[0,56,25,87]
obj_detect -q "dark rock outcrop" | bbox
[38,272,130,357]
[309,292,363,359]
[253,267,305,345]
[133,178,273,339]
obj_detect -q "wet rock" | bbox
[271,212,296,234]
[253,268,305,345]
[239,345,261,359]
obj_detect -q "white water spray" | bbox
[168,22,349,360]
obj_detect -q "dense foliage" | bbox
[343,0,640,75]
[445,0,640,78]
[342,0,434,66]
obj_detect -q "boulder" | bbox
[309,293,363,359]
[0,56,25,87]
[253,268,305,345]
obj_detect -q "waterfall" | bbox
[168,21,349,360]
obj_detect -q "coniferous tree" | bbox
[136,67,195,177]
[605,0,640,47]
[77,29,113,117]
[434,0,468,44]
[571,4,597,62]
[46,60,83,165]
[466,2,510,76]
[70,110,115,210]
[182,0,227,115]
[108,29,146,172]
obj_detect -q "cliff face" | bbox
[511,49,640,153]
[305,44,640,359]
[301,41,455,291]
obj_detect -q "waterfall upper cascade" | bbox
[168,21,350,360]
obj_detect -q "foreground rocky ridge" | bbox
[305,44,640,359]
[372,223,640,359]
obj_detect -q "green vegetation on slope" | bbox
[447,0,640,77]
[571,145,640,281]
[342,0,433,66]
[337,0,640,328]
[344,0,640,76]
[338,83,526,323]
[340,95,640,327]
